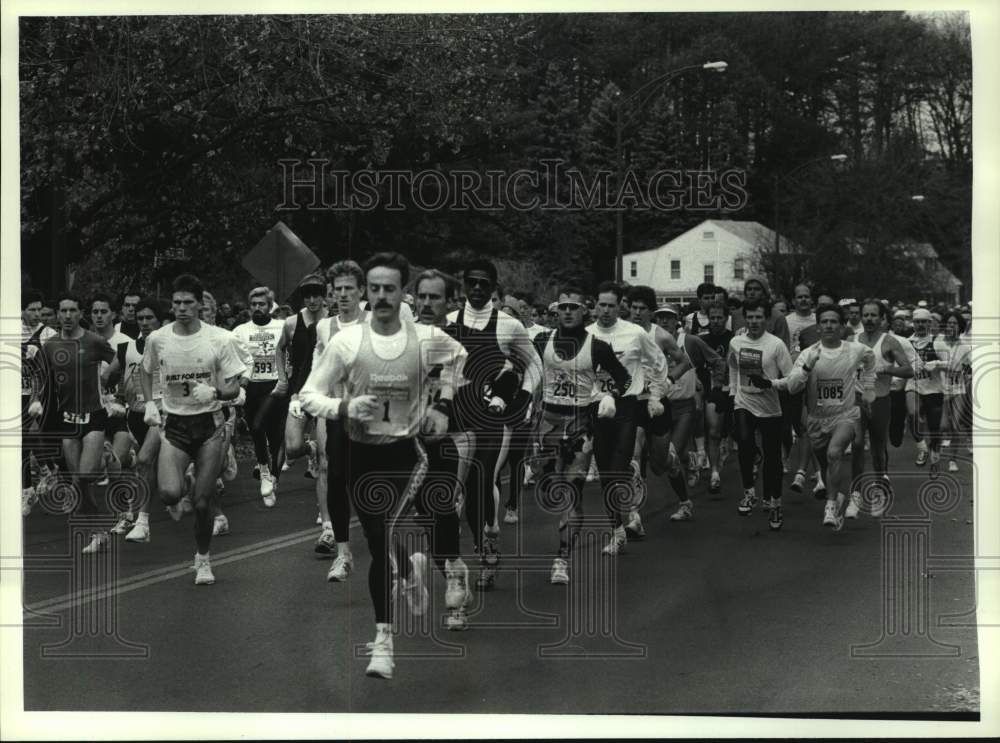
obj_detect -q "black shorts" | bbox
[127,410,150,447]
[636,396,672,437]
[163,408,230,458]
[105,411,129,438]
[55,408,109,440]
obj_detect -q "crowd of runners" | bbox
[20,258,974,679]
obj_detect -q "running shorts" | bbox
[806,407,861,450]
[55,408,109,440]
[163,408,230,458]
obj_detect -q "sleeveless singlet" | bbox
[804,341,873,418]
[542,332,597,408]
[118,336,163,410]
[289,310,319,394]
[346,323,424,444]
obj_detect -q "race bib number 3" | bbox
[816,378,845,406]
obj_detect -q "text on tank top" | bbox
[543,332,597,407]
[346,323,424,443]
[239,320,284,382]
[808,343,864,416]
[119,337,162,407]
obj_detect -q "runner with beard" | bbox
[233,287,289,507]
[447,259,542,592]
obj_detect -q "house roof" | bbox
[626,219,798,257]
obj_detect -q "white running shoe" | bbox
[669,500,693,521]
[550,557,569,585]
[444,558,472,631]
[942,438,952,448]
[812,480,827,500]
[212,514,230,536]
[845,492,862,519]
[503,507,519,524]
[111,512,135,535]
[365,627,394,679]
[624,509,645,539]
[21,487,38,517]
[948,460,959,473]
[194,554,215,585]
[260,464,276,506]
[316,512,323,526]
[81,532,108,554]
[790,471,806,493]
[523,463,536,486]
[601,525,627,555]
[281,460,290,473]
[823,501,838,528]
[96,469,110,487]
[585,459,599,483]
[125,520,150,543]
[327,552,353,582]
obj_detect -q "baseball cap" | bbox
[654,303,679,317]
[912,308,932,321]
[893,309,909,319]
[548,301,559,313]
[295,272,326,295]
[917,300,928,308]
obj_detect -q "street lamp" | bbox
[614,61,728,282]
[772,153,848,257]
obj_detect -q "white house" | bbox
[624,219,786,304]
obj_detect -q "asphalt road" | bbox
[20,438,980,716]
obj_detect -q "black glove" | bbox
[747,374,772,390]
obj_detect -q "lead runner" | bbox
[300,252,467,679]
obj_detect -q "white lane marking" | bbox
[24,518,361,616]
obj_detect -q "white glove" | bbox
[190,382,218,404]
[347,395,380,422]
[488,396,507,414]
[421,407,449,436]
[27,400,43,418]
[647,398,664,419]
[289,398,304,419]
[597,395,616,419]
[106,401,127,418]
[143,401,162,427]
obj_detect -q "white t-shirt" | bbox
[785,312,816,357]
[727,332,793,418]
[143,322,248,415]
[586,319,667,398]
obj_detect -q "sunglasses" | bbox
[464,277,493,289]
[557,302,583,312]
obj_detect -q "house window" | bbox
[704,264,715,283]
[630,261,637,278]
[702,231,715,240]
[671,260,681,280]
[733,257,745,280]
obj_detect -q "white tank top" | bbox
[940,338,971,396]
[667,331,697,400]
[346,323,424,444]
[122,338,162,410]
[806,341,872,417]
[542,333,597,408]
[233,319,285,382]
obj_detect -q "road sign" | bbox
[241,222,321,303]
